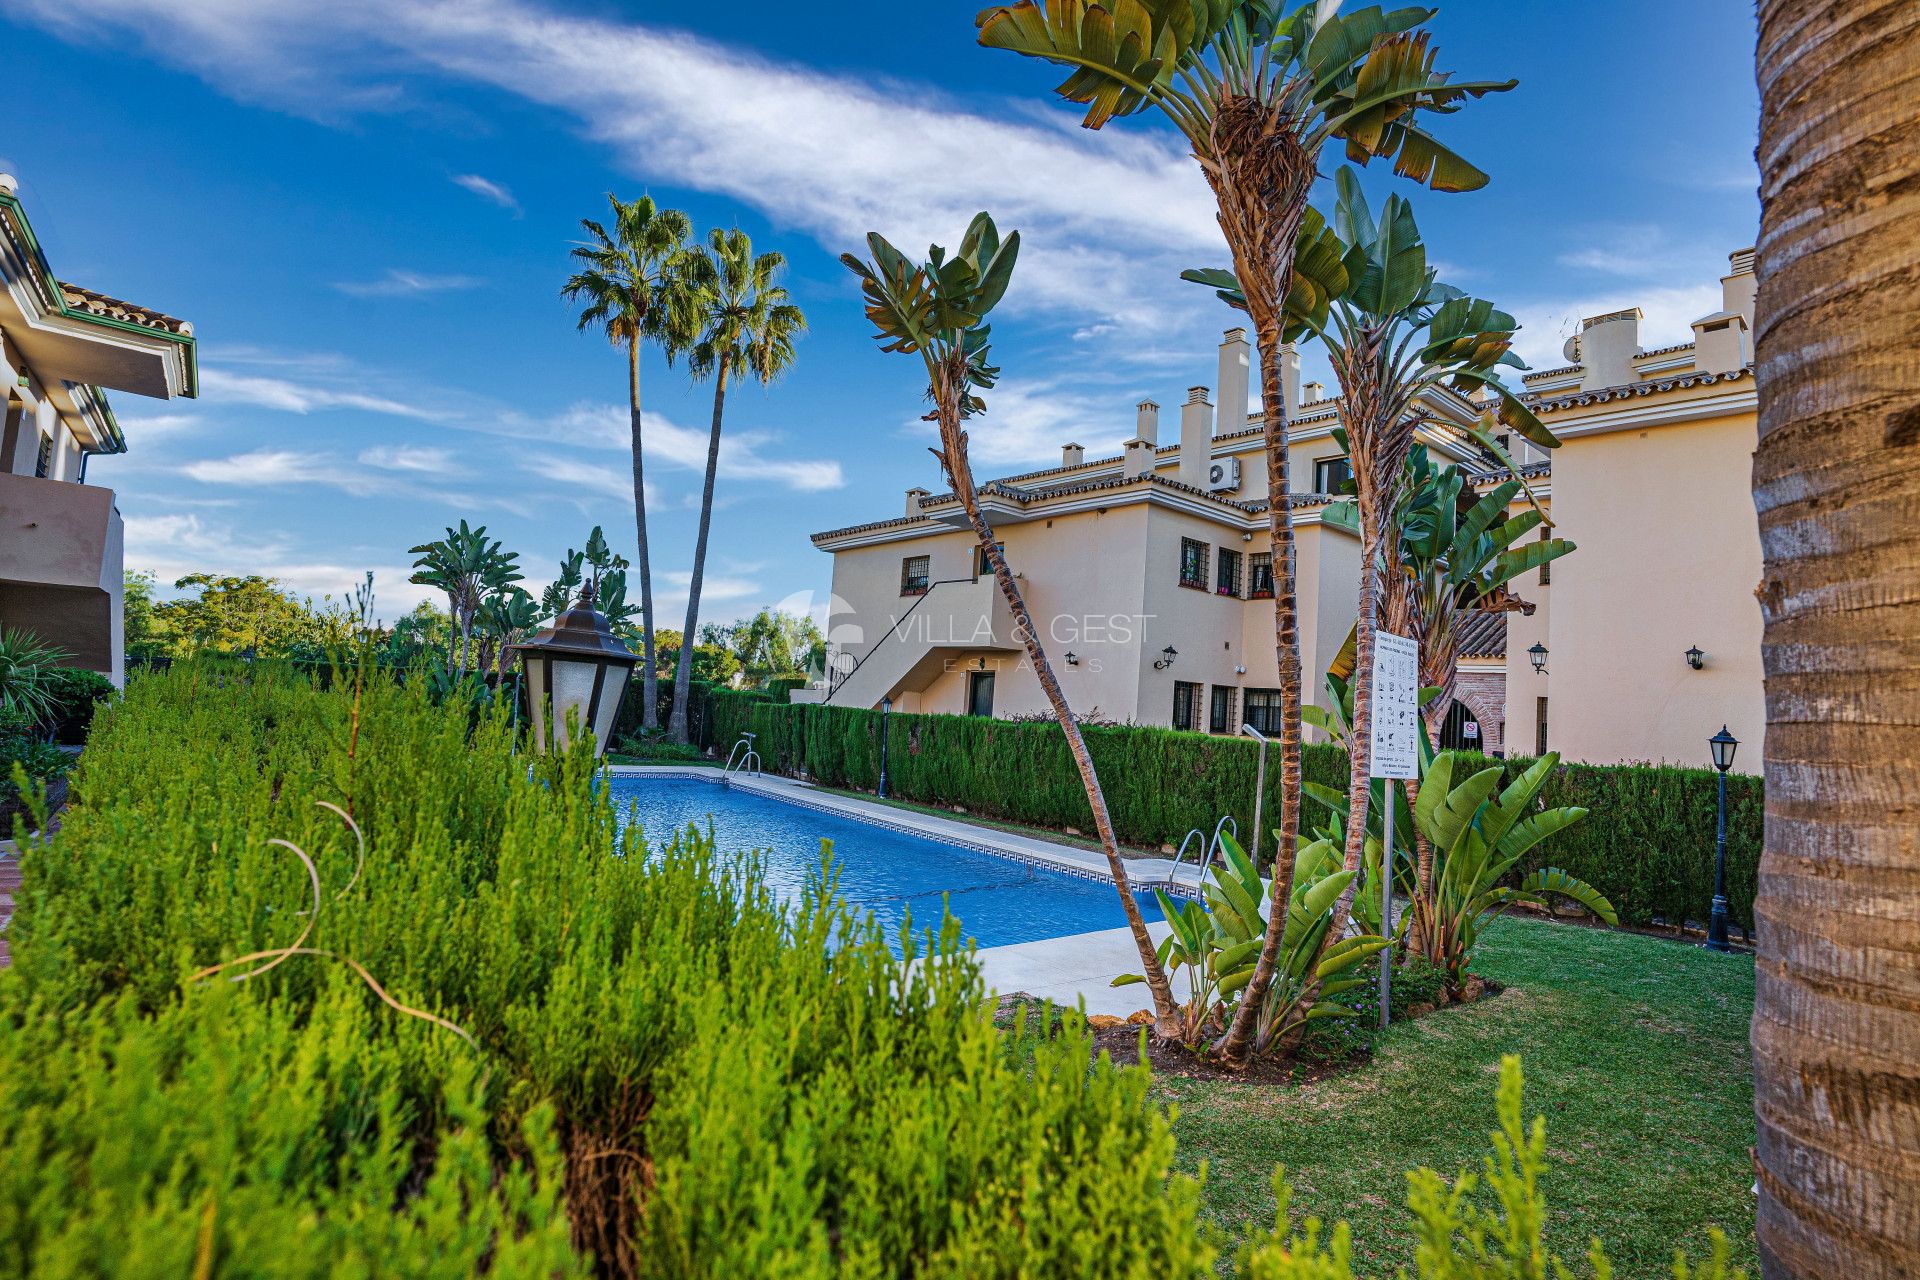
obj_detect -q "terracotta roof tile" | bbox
[58,283,192,336]
[1456,611,1508,659]
[1527,365,1752,413]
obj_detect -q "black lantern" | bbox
[1528,642,1548,675]
[1154,645,1178,670]
[1064,651,1079,666]
[1686,645,1706,670]
[1705,725,1739,951]
[1709,724,1738,774]
[510,589,639,758]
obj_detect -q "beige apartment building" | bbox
[0,176,197,683]
[808,248,1762,770]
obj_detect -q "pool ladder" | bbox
[1168,814,1237,896]
[722,732,762,784]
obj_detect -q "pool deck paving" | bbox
[609,765,1209,1017]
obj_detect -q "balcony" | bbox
[825,574,1020,709]
[0,471,123,677]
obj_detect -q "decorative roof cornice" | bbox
[1526,365,1753,414]
[57,283,191,336]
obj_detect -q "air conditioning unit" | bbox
[1207,457,1242,493]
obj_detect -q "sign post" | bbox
[1369,630,1420,1030]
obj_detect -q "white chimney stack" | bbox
[1179,386,1213,487]
[1135,399,1160,445]
[1061,442,1085,467]
[1576,307,1642,391]
[1279,342,1301,415]
[905,486,929,518]
[1216,328,1251,433]
[1122,437,1156,478]
[1302,380,1325,405]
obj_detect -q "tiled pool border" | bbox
[606,765,1205,900]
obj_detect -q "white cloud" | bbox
[122,511,435,613]
[1509,284,1722,371]
[180,446,518,513]
[200,367,448,421]
[360,444,458,473]
[554,403,844,491]
[8,0,1224,345]
[115,411,202,440]
[334,268,484,297]
[182,449,341,486]
[451,172,519,212]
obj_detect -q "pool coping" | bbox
[605,765,1208,899]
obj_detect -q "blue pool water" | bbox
[608,776,1160,949]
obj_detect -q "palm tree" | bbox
[1231,168,1557,936]
[842,213,1183,1037]
[666,228,806,743]
[1751,0,1920,1272]
[978,0,1513,1063]
[563,194,694,735]
[407,521,522,679]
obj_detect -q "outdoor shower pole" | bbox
[1242,723,1268,867]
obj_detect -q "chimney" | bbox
[1178,386,1213,487]
[1575,308,1642,391]
[905,486,929,518]
[1302,380,1325,405]
[1216,328,1251,432]
[1724,247,1756,325]
[1061,442,1085,468]
[1135,398,1160,445]
[1122,437,1156,479]
[1279,342,1301,415]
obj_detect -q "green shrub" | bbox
[702,693,1761,930]
[1,707,68,821]
[40,666,116,743]
[0,661,1218,1277]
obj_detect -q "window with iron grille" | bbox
[1172,680,1203,732]
[974,541,1005,578]
[1243,688,1284,736]
[900,555,930,596]
[1216,548,1242,596]
[1313,455,1352,494]
[1178,537,1209,590]
[1209,685,1237,734]
[1536,696,1550,756]
[1539,526,1552,586]
[34,432,52,479]
[1248,552,1274,598]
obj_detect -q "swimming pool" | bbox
[607,775,1161,949]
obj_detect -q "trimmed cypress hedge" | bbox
[700,691,1761,931]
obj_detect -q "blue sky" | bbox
[3,0,1759,627]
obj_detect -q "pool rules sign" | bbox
[1369,629,1419,1031]
[1370,631,1420,781]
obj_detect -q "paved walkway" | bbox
[609,765,1219,1016]
[0,840,18,970]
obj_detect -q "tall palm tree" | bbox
[1216,168,1556,936]
[407,521,521,680]
[842,213,1184,1037]
[979,0,1516,1062]
[562,194,694,735]
[667,228,806,743]
[1751,0,1920,1273]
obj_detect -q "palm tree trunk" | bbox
[669,355,729,743]
[1751,2,1920,1274]
[628,340,660,734]
[937,394,1182,1038]
[1215,309,1308,1064]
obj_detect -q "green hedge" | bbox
[701,692,1761,931]
[0,662,1216,1276]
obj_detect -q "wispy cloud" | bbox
[554,403,844,492]
[333,268,484,297]
[359,444,459,473]
[122,511,435,613]
[200,367,449,421]
[451,172,519,213]
[8,0,1223,350]
[1508,284,1722,370]
[179,446,523,513]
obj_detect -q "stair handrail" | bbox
[723,732,762,781]
[823,576,981,703]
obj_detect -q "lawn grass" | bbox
[1156,915,1756,1274]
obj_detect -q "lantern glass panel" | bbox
[523,653,550,750]
[550,657,602,751]
[591,664,631,751]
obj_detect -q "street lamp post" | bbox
[509,587,639,760]
[878,695,892,798]
[1706,725,1739,952]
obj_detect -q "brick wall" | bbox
[1455,669,1507,755]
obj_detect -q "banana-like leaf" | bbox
[1518,868,1618,924]
[1305,1000,1360,1021]
[1316,934,1389,979]
[1110,972,1147,986]
[976,0,1236,129]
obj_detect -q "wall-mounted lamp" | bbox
[1241,532,1253,543]
[1685,644,1705,670]
[975,656,987,670]
[1064,651,1079,666]
[1528,642,1548,675]
[1153,645,1179,670]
